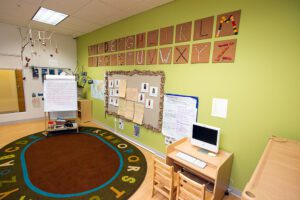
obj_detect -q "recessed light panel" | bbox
[32,7,68,25]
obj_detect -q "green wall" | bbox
[77,0,300,191]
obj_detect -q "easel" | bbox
[43,75,79,136]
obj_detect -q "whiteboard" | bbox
[162,94,198,140]
[44,75,77,112]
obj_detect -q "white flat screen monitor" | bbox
[191,123,220,153]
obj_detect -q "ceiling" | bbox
[0,0,173,38]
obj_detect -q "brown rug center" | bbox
[24,133,120,194]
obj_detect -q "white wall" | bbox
[0,22,77,123]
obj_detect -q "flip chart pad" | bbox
[44,75,77,112]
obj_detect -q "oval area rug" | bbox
[0,127,147,200]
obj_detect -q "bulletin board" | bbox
[105,70,165,132]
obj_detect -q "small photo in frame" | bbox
[115,79,120,88]
[113,98,119,107]
[141,83,149,93]
[109,97,114,105]
[109,80,114,88]
[115,89,120,97]
[149,86,158,97]
[138,93,145,103]
[145,99,154,109]
[109,89,115,97]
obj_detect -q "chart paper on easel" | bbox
[44,75,77,112]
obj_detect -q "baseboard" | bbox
[92,119,241,198]
[0,117,44,126]
[92,120,166,158]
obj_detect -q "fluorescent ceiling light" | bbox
[32,7,68,25]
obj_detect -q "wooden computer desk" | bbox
[166,137,233,200]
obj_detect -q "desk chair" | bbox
[176,172,206,200]
[152,158,176,200]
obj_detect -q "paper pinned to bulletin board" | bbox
[162,94,198,141]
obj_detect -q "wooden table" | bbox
[166,137,233,200]
[242,136,300,200]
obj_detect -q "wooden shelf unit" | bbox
[77,99,92,123]
[44,113,78,136]
[166,137,233,200]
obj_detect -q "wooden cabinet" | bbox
[77,99,92,123]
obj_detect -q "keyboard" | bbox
[176,152,207,169]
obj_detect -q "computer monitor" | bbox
[191,123,220,153]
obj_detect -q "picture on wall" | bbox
[194,16,214,40]
[147,29,159,47]
[125,35,135,50]
[118,53,125,66]
[191,42,211,63]
[117,37,126,51]
[136,32,146,48]
[175,21,192,43]
[110,39,117,52]
[212,39,237,63]
[126,51,135,65]
[141,82,149,93]
[146,49,158,65]
[215,10,241,37]
[138,93,145,103]
[135,50,145,65]
[110,54,118,66]
[98,56,104,66]
[98,42,104,54]
[174,45,190,64]
[160,26,174,45]
[159,47,172,64]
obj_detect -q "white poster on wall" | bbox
[91,80,105,100]
[162,94,198,140]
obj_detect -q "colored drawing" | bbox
[194,16,214,40]
[215,10,241,37]
[174,45,190,64]
[191,42,211,63]
[146,49,158,65]
[212,39,237,63]
[136,32,146,49]
[175,21,192,43]
[135,50,145,65]
[147,30,159,47]
[159,47,172,64]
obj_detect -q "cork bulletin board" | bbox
[105,70,165,132]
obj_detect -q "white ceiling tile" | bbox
[74,0,125,24]
[0,0,174,36]
[41,0,92,15]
